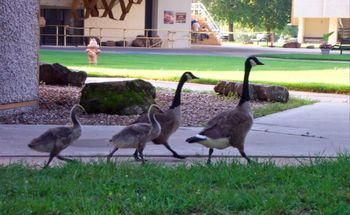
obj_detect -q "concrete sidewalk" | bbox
[1,79,349,164]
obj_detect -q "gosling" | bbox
[28,104,86,168]
[107,104,163,164]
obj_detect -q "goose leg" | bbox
[133,149,141,161]
[43,153,55,169]
[138,149,145,164]
[43,145,60,169]
[238,149,251,164]
[163,142,186,159]
[137,144,146,164]
[107,147,119,162]
[207,148,214,165]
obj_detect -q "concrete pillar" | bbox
[328,18,339,44]
[297,17,305,43]
[0,0,39,115]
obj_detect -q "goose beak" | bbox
[192,75,199,79]
[256,60,264,65]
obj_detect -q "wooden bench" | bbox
[332,38,350,54]
[303,37,322,43]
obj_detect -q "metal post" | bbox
[56,25,59,46]
[123,29,126,47]
[99,28,102,45]
[64,25,67,47]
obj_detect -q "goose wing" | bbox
[112,123,153,142]
[29,127,74,152]
[200,109,252,139]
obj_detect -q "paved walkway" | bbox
[1,46,349,165]
[1,78,349,165]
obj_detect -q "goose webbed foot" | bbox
[239,150,251,164]
[164,142,186,159]
[173,153,186,159]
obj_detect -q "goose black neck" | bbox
[170,75,187,109]
[238,65,251,106]
[71,108,81,127]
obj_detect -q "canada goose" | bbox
[107,104,163,164]
[131,72,199,160]
[28,104,86,168]
[186,56,264,164]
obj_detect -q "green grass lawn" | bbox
[256,53,350,61]
[40,50,350,93]
[1,157,350,214]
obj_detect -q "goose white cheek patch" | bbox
[250,59,257,67]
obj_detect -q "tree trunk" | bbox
[228,22,234,41]
[266,26,271,46]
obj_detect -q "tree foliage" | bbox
[246,0,292,33]
[201,0,292,33]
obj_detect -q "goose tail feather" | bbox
[186,134,208,143]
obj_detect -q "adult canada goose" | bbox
[131,72,199,160]
[28,104,86,169]
[186,56,264,164]
[107,104,163,164]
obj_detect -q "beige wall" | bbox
[152,0,191,48]
[294,0,350,18]
[84,2,145,43]
[304,18,329,37]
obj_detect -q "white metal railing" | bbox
[191,2,222,38]
[40,25,192,48]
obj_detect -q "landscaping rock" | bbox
[101,40,116,46]
[282,42,301,48]
[39,63,87,87]
[116,40,128,47]
[80,79,156,115]
[214,81,289,103]
[131,35,150,47]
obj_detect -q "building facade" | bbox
[40,0,192,48]
[292,0,350,44]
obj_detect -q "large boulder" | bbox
[131,35,150,47]
[80,79,156,115]
[214,81,289,103]
[39,63,87,87]
[282,42,301,48]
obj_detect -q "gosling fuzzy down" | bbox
[28,104,86,168]
[186,56,264,164]
[107,104,163,164]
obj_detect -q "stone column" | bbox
[297,17,305,43]
[0,0,39,115]
[328,17,339,44]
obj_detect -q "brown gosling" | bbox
[186,56,264,164]
[28,104,86,169]
[131,71,198,160]
[107,104,163,164]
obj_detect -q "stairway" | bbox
[191,3,222,46]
